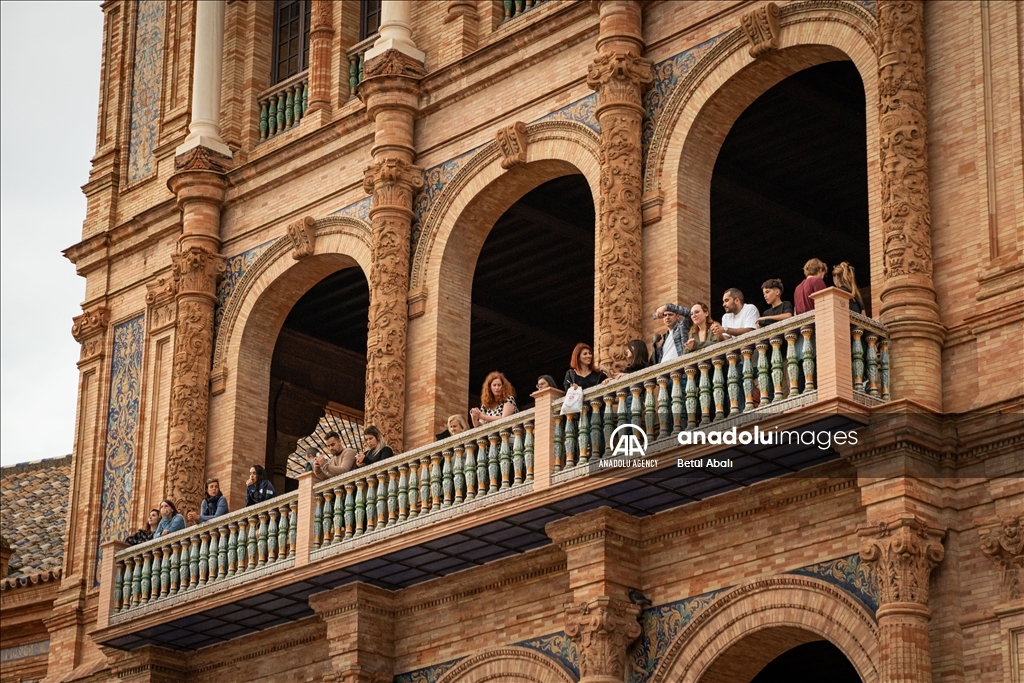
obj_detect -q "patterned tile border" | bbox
[393,656,461,683]
[627,588,726,683]
[330,196,372,223]
[214,240,275,333]
[789,553,879,612]
[518,632,580,678]
[126,0,165,184]
[0,639,49,662]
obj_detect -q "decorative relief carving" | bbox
[145,276,177,306]
[172,245,226,297]
[173,145,232,173]
[858,517,944,606]
[742,3,781,58]
[587,51,654,111]
[496,121,528,169]
[72,305,111,362]
[362,49,426,81]
[565,596,641,680]
[287,216,317,259]
[981,514,1024,602]
[877,0,932,279]
[363,158,424,451]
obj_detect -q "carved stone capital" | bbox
[363,158,424,212]
[565,596,641,680]
[172,246,226,297]
[72,305,110,362]
[877,0,932,280]
[741,3,781,58]
[287,216,318,259]
[310,0,333,33]
[362,49,426,82]
[859,516,945,608]
[496,121,528,169]
[981,514,1024,602]
[587,51,653,110]
[173,145,232,174]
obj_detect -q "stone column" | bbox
[177,0,231,158]
[859,516,945,683]
[358,49,425,452]
[305,0,335,117]
[309,583,395,683]
[365,0,424,62]
[165,161,228,515]
[875,0,943,410]
[547,507,643,683]
[587,1,653,373]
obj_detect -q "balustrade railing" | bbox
[310,414,535,554]
[346,38,374,98]
[103,300,892,628]
[258,72,309,142]
[503,0,544,22]
[110,494,297,617]
[548,314,820,471]
[850,313,890,402]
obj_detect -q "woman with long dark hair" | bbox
[245,464,276,506]
[155,500,185,536]
[563,342,608,391]
[357,425,394,467]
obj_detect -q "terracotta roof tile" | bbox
[0,455,71,579]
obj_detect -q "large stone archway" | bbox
[642,2,880,331]
[434,646,577,683]
[404,121,601,448]
[207,217,372,507]
[650,575,879,683]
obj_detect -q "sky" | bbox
[1,2,103,465]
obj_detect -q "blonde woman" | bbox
[832,262,865,314]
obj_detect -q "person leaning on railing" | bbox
[313,426,394,479]
[155,500,186,536]
[124,508,160,545]
[245,464,276,506]
[563,342,609,391]
[471,371,518,427]
[652,303,692,364]
[683,303,720,355]
[755,279,794,329]
[711,288,759,340]
[187,478,229,525]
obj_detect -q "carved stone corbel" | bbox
[71,305,110,363]
[496,121,528,169]
[741,3,781,58]
[981,514,1024,602]
[146,276,178,333]
[565,596,641,681]
[173,145,232,174]
[287,216,317,259]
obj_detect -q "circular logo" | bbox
[609,423,649,458]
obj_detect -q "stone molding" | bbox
[742,3,781,58]
[173,145,232,174]
[362,48,427,81]
[564,596,641,681]
[858,516,945,608]
[146,276,178,333]
[496,121,528,169]
[72,305,110,362]
[642,0,877,194]
[981,514,1024,602]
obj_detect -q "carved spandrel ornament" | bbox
[72,305,110,361]
[362,48,426,82]
[877,0,932,279]
[287,216,318,259]
[742,3,781,58]
[172,245,226,297]
[174,145,232,174]
[981,514,1024,602]
[587,51,654,110]
[565,596,642,680]
[859,517,945,607]
[496,121,528,169]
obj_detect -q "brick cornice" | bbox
[546,507,642,550]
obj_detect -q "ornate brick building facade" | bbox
[1,1,1021,682]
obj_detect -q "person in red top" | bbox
[794,258,828,314]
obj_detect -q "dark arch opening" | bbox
[469,174,595,414]
[266,267,369,490]
[751,640,861,683]
[710,60,870,315]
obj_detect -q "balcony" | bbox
[94,289,886,651]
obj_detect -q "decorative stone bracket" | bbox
[741,3,781,58]
[496,121,528,169]
[287,216,317,259]
[71,305,110,363]
[146,276,178,333]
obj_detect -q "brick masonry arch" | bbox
[434,646,578,683]
[403,121,601,448]
[650,575,880,683]
[207,217,372,507]
[641,1,881,330]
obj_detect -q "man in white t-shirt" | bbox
[711,288,759,340]
[652,303,691,364]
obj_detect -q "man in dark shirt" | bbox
[756,278,794,328]
[794,258,828,314]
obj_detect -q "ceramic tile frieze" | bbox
[537,92,599,132]
[517,632,580,678]
[330,196,373,222]
[393,657,460,683]
[410,147,481,251]
[627,589,726,683]
[126,0,165,184]
[214,240,275,333]
[0,639,50,662]
[790,553,879,612]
